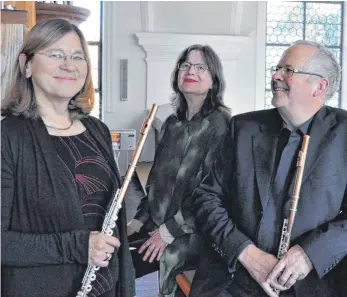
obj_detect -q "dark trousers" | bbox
[128,229,159,279]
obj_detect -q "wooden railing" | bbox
[4,1,36,28]
[3,1,89,29]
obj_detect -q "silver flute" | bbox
[76,104,158,297]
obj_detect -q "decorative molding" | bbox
[140,1,154,32]
[35,2,90,26]
[1,9,28,24]
[136,32,249,61]
[135,32,249,109]
[230,2,244,35]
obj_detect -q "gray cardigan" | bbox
[1,115,135,297]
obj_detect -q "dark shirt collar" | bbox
[282,116,313,136]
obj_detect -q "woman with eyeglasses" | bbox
[1,19,135,297]
[127,44,231,297]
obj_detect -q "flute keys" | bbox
[90,274,96,281]
[111,213,119,221]
[86,284,92,292]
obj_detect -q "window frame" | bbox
[255,1,346,110]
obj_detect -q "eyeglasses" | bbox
[271,65,323,78]
[178,62,209,74]
[36,49,87,64]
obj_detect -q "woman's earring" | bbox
[25,68,31,78]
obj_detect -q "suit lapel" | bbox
[294,106,337,186]
[284,107,338,215]
[253,110,283,211]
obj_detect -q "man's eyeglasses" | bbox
[270,65,323,78]
[178,62,209,74]
[36,49,87,64]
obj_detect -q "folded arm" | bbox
[192,122,254,271]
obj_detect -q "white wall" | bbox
[102,1,147,134]
[102,1,260,167]
[153,2,235,34]
[102,1,152,169]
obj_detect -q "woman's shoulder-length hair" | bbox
[1,18,94,119]
[170,44,229,120]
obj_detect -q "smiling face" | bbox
[26,32,88,104]
[177,50,213,98]
[271,44,321,113]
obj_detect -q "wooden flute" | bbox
[275,135,310,295]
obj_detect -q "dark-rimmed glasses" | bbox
[271,65,323,78]
[178,62,209,74]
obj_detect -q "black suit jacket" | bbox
[190,106,347,297]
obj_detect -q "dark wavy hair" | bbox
[1,18,94,119]
[171,44,229,120]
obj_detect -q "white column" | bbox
[102,1,118,116]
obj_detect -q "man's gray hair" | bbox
[291,40,341,101]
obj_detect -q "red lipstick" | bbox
[184,79,197,83]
